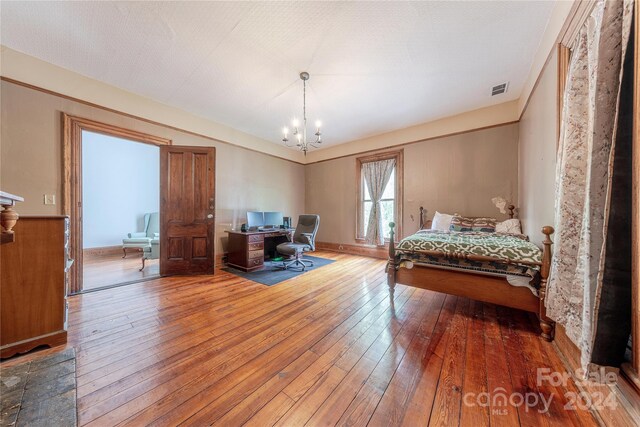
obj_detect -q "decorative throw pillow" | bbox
[449,215,474,232]
[495,218,522,235]
[431,211,454,231]
[449,216,497,232]
[471,217,497,233]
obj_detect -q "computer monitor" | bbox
[247,211,264,228]
[263,212,283,228]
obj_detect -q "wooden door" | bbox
[160,146,215,276]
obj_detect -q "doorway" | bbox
[81,130,161,291]
[63,115,217,294]
[63,114,172,294]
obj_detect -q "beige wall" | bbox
[518,49,558,247]
[0,80,305,255]
[1,59,557,256]
[305,123,519,245]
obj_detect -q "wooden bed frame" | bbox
[387,207,556,341]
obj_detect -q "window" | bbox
[363,169,395,239]
[356,150,403,244]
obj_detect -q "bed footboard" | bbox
[387,221,555,341]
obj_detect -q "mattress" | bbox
[394,230,543,294]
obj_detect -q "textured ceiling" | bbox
[1,1,555,149]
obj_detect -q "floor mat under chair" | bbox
[222,255,335,286]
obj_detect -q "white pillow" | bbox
[496,219,522,235]
[431,211,454,231]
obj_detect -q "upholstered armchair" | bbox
[140,238,159,271]
[122,212,159,258]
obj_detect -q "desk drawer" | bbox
[248,235,264,243]
[248,250,263,260]
[264,232,282,238]
[248,242,264,251]
[249,258,264,268]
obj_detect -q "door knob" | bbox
[207,214,213,219]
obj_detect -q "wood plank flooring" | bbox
[2,251,598,426]
[83,251,159,291]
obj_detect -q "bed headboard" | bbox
[418,205,516,230]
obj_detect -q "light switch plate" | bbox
[44,194,56,205]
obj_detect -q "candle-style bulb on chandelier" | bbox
[282,72,322,155]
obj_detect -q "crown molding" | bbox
[305,101,520,163]
[1,44,521,166]
[0,45,307,164]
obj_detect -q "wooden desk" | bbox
[225,229,293,271]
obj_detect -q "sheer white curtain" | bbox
[363,159,395,245]
[546,0,633,373]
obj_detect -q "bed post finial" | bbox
[539,226,555,341]
[388,222,396,259]
[387,222,397,299]
[508,204,515,219]
[419,207,425,229]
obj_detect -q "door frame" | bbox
[62,113,172,294]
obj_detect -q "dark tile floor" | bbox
[1,348,76,427]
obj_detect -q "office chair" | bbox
[276,214,320,271]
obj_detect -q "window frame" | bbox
[355,150,403,245]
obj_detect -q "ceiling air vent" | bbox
[491,82,509,96]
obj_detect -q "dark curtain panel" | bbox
[592,14,634,368]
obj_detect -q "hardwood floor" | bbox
[2,251,598,426]
[83,251,159,291]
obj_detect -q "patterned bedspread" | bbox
[395,230,542,280]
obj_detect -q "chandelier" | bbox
[282,72,322,155]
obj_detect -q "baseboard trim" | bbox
[84,247,225,266]
[83,245,126,257]
[0,330,67,359]
[315,241,389,260]
[553,325,640,426]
